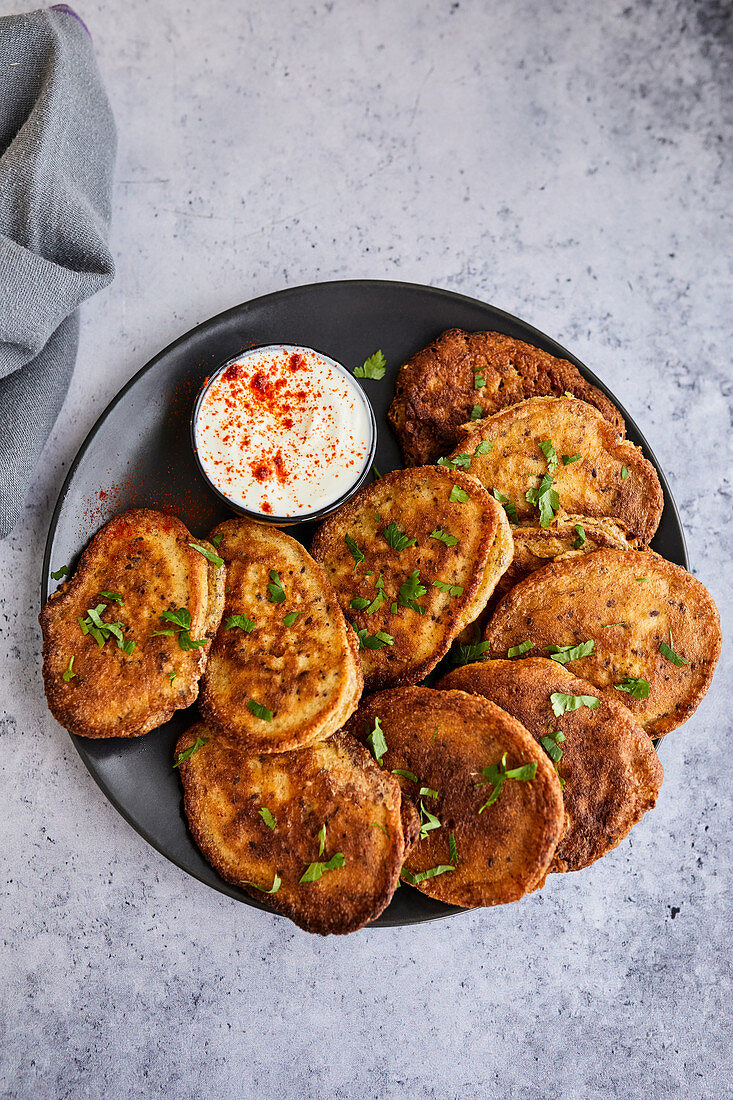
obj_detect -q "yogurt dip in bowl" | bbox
[191,344,376,525]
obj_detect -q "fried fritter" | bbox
[199,518,362,752]
[483,549,721,738]
[388,328,624,466]
[40,509,224,739]
[456,504,514,644]
[176,723,405,935]
[344,687,563,908]
[310,467,503,690]
[450,396,663,547]
[438,659,663,872]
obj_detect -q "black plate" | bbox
[42,280,687,928]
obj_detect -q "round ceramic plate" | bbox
[41,280,687,927]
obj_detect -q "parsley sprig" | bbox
[267,570,286,603]
[79,603,135,655]
[544,639,595,664]
[453,640,491,665]
[477,752,537,811]
[152,607,206,651]
[354,349,386,379]
[356,627,394,650]
[366,717,388,764]
[382,522,416,551]
[189,542,224,568]
[173,736,208,768]
[430,528,458,547]
[550,692,600,717]
[615,677,650,699]
[398,569,427,613]
[492,489,519,524]
[525,473,560,528]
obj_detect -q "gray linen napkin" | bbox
[0,5,115,537]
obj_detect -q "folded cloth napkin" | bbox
[0,5,115,537]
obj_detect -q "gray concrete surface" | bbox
[0,1,730,1097]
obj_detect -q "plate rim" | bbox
[40,278,689,929]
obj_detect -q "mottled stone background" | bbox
[0,1,730,1097]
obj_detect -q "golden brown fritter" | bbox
[344,687,563,908]
[176,723,405,935]
[483,549,721,738]
[388,328,624,466]
[456,504,515,644]
[40,509,224,739]
[199,518,362,753]
[450,396,663,547]
[310,467,502,690]
[437,659,663,873]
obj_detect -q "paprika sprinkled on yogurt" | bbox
[192,345,375,522]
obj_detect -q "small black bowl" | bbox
[190,344,377,527]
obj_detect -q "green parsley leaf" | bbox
[300,853,346,882]
[508,640,534,658]
[366,573,386,614]
[525,473,560,528]
[242,873,281,894]
[539,439,558,473]
[474,371,485,389]
[247,699,273,721]
[372,465,382,480]
[492,488,519,524]
[601,621,629,629]
[398,569,427,613]
[371,822,389,836]
[400,865,454,885]
[438,453,472,471]
[475,440,493,455]
[160,607,192,631]
[391,768,420,783]
[50,565,69,581]
[448,832,458,866]
[418,786,439,800]
[543,639,596,664]
[356,628,394,650]
[430,528,458,547]
[470,405,483,420]
[621,465,630,480]
[477,752,538,811]
[390,603,399,614]
[120,639,136,656]
[211,534,223,547]
[225,613,255,632]
[615,677,650,699]
[636,577,649,583]
[366,717,388,763]
[572,523,586,549]
[418,799,441,839]
[168,669,178,685]
[551,692,600,717]
[267,570,286,603]
[79,603,132,652]
[176,631,207,652]
[317,823,327,856]
[345,533,365,567]
[62,656,76,682]
[449,485,469,504]
[453,640,491,665]
[433,579,464,597]
[350,596,371,611]
[354,349,386,379]
[540,731,564,763]
[562,454,582,465]
[283,611,301,627]
[383,521,417,551]
[173,736,208,768]
[659,640,689,666]
[259,807,277,830]
[189,542,224,568]
[99,591,123,604]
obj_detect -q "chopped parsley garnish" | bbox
[621,465,630,480]
[398,569,427,613]
[430,528,458,547]
[225,613,255,632]
[354,349,386,379]
[449,485,469,504]
[242,873,281,894]
[79,603,133,652]
[615,677,650,699]
[418,785,439,799]
[474,371,485,389]
[551,692,600,717]
[448,832,458,866]
[62,656,76,682]
[317,823,327,855]
[659,640,688,666]
[99,591,123,604]
[366,717,388,764]
[418,799,441,840]
[167,669,178,685]
[345,533,365,567]
[372,465,382,480]
[470,404,483,420]
[391,768,420,783]
[572,523,586,549]
[350,596,370,611]
[390,602,399,614]
[492,488,519,524]
[267,570,285,603]
[433,579,464,597]
[283,611,301,627]
[539,729,566,763]
[453,640,491,665]
[247,699,273,721]
[475,440,493,455]
[478,752,537,811]
[189,542,224,568]
[173,736,208,768]
[400,864,454,885]
[601,621,629,629]
[259,807,277,830]
[508,640,533,658]
[438,453,472,470]
[153,607,206,651]
[300,853,346,883]
[383,521,417,551]
[371,822,389,836]
[525,473,560,528]
[562,454,581,465]
[356,628,394,650]
[544,639,595,664]
[539,439,558,473]
[50,565,69,580]
[636,576,649,583]
[366,573,386,613]
[210,534,223,547]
